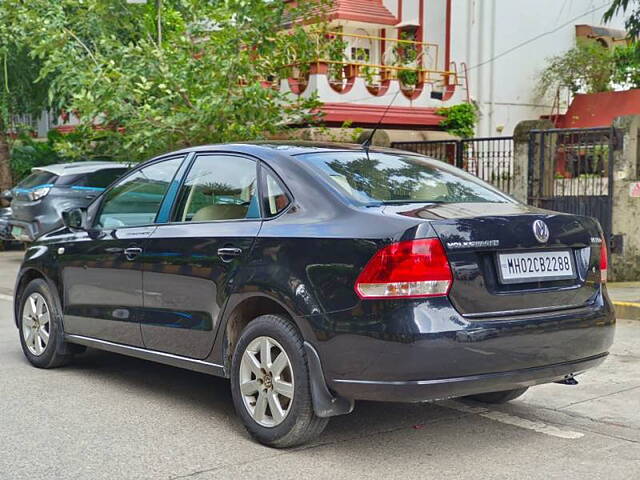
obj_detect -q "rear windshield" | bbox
[56,168,129,189]
[17,171,59,189]
[297,151,512,205]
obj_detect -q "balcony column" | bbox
[303,61,335,100]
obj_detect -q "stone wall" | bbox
[611,115,640,281]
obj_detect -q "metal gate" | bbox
[528,127,620,243]
[391,137,515,194]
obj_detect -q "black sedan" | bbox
[14,143,615,447]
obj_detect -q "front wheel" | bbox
[18,278,75,368]
[230,314,328,448]
[465,387,529,404]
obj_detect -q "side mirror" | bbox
[62,207,88,231]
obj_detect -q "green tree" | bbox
[7,0,327,162]
[0,13,53,195]
[604,0,640,39]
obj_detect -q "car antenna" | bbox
[361,89,401,152]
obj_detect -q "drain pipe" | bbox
[488,0,497,137]
[477,1,485,135]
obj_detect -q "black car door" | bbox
[139,153,262,358]
[60,157,185,346]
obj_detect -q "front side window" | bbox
[97,158,182,228]
[296,151,512,205]
[174,155,259,222]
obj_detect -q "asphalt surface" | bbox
[1,249,639,480]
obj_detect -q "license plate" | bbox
[497,250,576,284]
[11,226,23,238]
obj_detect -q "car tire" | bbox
[465,387,529,404]
[230,314,329,448]
[18,278,75,369]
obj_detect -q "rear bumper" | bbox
[331,354,607,402]
[308,287,615,402]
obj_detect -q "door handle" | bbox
[124,247,143,260]
[217,247,243,261]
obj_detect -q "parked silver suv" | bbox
[9,162,129,242]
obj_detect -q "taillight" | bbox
[355,238,453,299]
[599,236,608,284]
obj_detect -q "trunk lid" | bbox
[382,202,603,317]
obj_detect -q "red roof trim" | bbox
[318,102,444,129]
[328,0,398,25]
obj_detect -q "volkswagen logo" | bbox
[533,220,550,243]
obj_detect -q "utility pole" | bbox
[156,0,162,46]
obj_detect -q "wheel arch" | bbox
[14,267,52,328]
[216,293,314,375]
[218,293,354,419]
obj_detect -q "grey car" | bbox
[9,162,129,242]
[1,206,15,248]
[0,190,20,249]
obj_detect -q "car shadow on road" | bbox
[68,348,235,411]
[65,347,482,447]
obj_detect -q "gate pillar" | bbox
[512,120,554,203]
[611,115,640,281]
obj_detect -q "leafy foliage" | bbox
[436,103,477,139]
[5,0,328,163]
[604,0,640,39]
[537,43,615,97]
[9,131,66,182]
[612,44,640,88]
[0,8,56,191]
[538,41,640,99]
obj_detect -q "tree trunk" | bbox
[0,116,12,205]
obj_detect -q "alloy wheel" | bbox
[239,336,294,427]
[22,293,51,356]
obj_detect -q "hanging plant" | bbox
[394,31,419,89]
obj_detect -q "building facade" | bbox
[283,0,627,139]
[451,0,626,137]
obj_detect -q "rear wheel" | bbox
[18,278,75,368]
[230,314,328,448]
[465,387,528,404]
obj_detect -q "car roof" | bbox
[32,161,129,177]
[165,141,405,158]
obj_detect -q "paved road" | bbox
[1,250,639,480]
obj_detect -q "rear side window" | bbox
[263,171,290,217]
[85,168,129,189]
[173,155,259,222]
[297,151,512,205]
[56,169,128,189]
[17,171,58,189]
